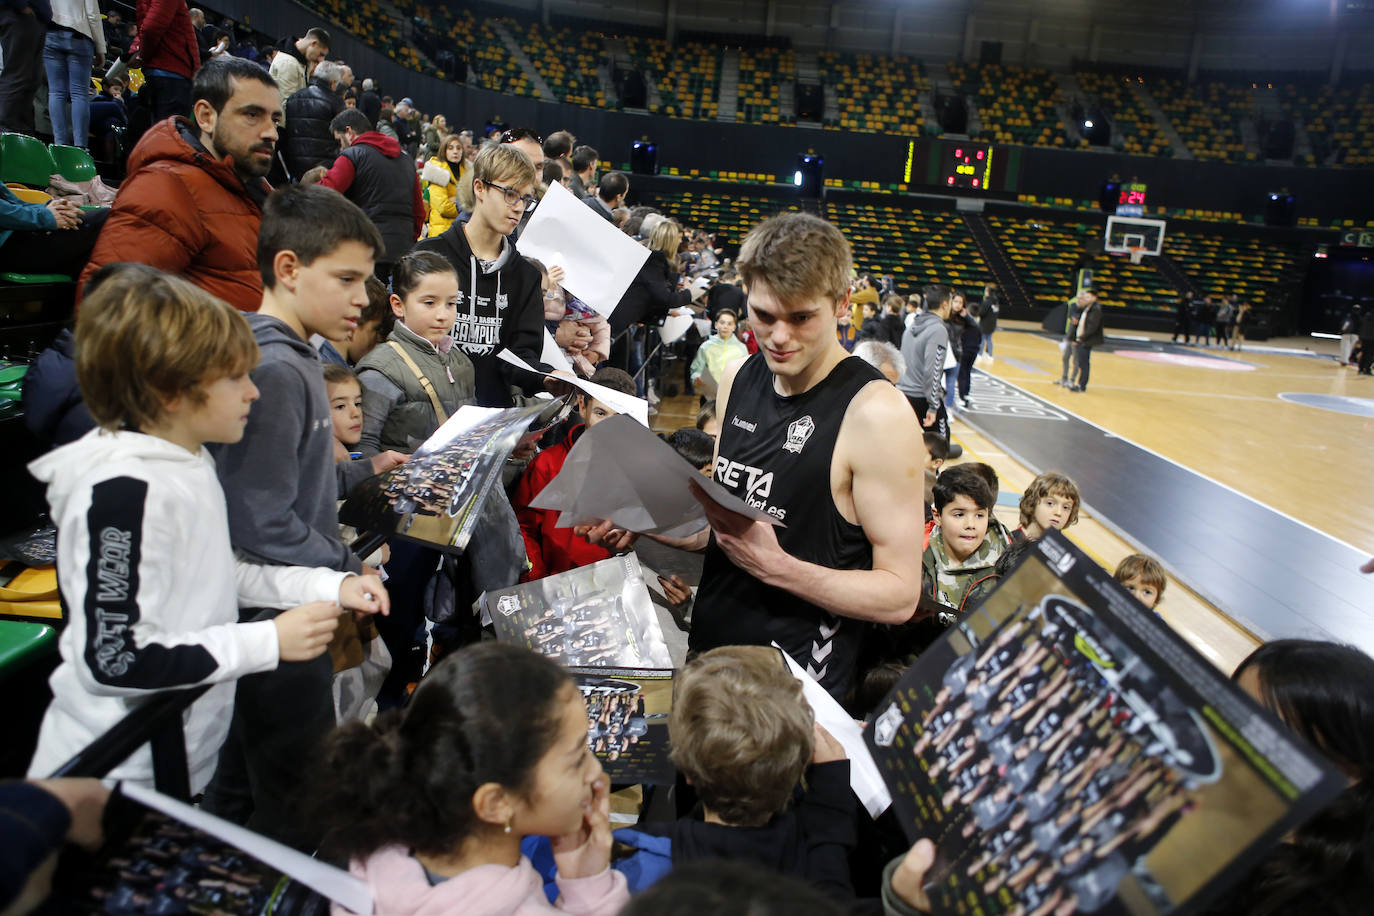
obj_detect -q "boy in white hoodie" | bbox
[26,264,388,793]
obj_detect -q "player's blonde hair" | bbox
[737,212,852,309]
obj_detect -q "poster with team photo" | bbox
[864,530,1345,916]
[485,553,674,670]
[569,667,674,785]
[339,400,563,554]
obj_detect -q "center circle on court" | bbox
[1277,392,1374,418]
[1114,350,1257,372]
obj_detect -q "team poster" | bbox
[485,553,674,670]
[865,531,1344,916]
[340,401,560,554]
[568,667,674,785]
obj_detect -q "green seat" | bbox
[0,272,72,284]
[0,132,57,188]
[0,620,56,676]
[49,144,96,182]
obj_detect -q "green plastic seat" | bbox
[0,132,57,188]
[0,620,56,676]
[49,144,97,182]
[0,272,72,284]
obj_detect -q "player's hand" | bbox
[339,574,389,616]
[890,839,936,912]
[812,722,847,764]
[32,778,110,850]
[657,574,692,606]
[550,775,612,879]
[689,479,786,585]
[575,519,640,552]
[371,450,408,475]
[273,601,341,661]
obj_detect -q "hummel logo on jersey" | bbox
[783,415,816,454]
[731,415,757,432]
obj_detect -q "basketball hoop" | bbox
[1128,246,1145,265]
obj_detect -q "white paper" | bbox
[498,347,649,426]
[660,312,694,344]
[419,160,451,186]
[539,328,575,374]
[693,317,712,337]
[773,644,893,819]
[122,782,374,915]
[517,181,651,318]
[530,414,780,536]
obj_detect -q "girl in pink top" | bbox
[312,643,628,916]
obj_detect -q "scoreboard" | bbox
[904,138,1018,193]
[1117,182,1148,216]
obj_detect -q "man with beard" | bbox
[77,58,281,312]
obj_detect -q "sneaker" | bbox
[1053,378,1067,386]
[1068,383,1084,392]
[960,397,971,409]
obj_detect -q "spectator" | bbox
[422,133,464,238]
[1339,305,1360,366]
[269,26,330,117]
[498,125,544,172]
[335,61,353,88]
[392,96,419,158]
[420,112,446,159]
[613,218,698,338]
[413,143,551,407]
[849,273,879,329]
[853,338,905,386]
[1170,288,1192,344]
[512,368,637,581]
[1113,553,1166,611]
[586,170,628,222]
[0,0,51,134]
[1358,307,1374,376]
[542,128,575,162]
[978,282,999,360]
[374,104,398,140]
[569,144,598,198]
[316,108,426,280]
[76,56,281,312]
[924,466,1000,614]
[358,76,381,125]
[1216,294,1236,350]
[1016,471,1080,542]
[897,283,955,440]
[1055,289,1089,386]
[541,158,567,191]
[282,59,345,180]
[129,0,200,123]
[706,267,747,320]
[955,301,981,409]
[691,309,749,393]
[1068,289,1102,392]
[836,307,856,352]
[342,86,358,109]
[44,0,105,149]
[102,5,126,57]
[0,182,105,278]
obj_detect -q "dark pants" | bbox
[0,8,46,132]
[372,539,437,709]
[145,73,192,123]
[1216,322,1231,347]
[1359,338,1374,374]
[957,346,978,401]
[907,394,949,441]
[1074,343,1094,390]
[0,208,108,277]
[201,642,334,852]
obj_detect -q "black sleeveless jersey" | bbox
[691,352,885,699]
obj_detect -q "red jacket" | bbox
[318,132,426,242]
[130,0,200,80]
[77,119,270,312]
[512,425,613,581]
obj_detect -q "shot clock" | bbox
[1117,182,1148,216]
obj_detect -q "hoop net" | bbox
[1128,246,1145,265]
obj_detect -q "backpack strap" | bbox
[386,341,448,425]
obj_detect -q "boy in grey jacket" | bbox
[898,284,956,441]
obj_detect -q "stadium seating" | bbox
[642,189,796,247]
[1163,231,1302,308]
[1072,70,1173,157]
[509,20,604,106]
[826,204,985,298]
[736,47,795,125]
[1277,80,1374,168]
[1149,77,1252,162]
[947,63,1064,147]
[817,51,926,136]
[622,37,720,120]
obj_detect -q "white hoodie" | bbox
[26,428,349,791]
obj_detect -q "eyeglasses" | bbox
[500,127,542,145]
[481,180,538,211]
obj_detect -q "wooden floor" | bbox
[651,324,1374,675]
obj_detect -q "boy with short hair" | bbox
[1114,553,1166,611]
[924,468,1000,613]
[512,368,638,580]
[202,185,404,848]
[1017,472,1081,542]
[615,645,855,898]
[26,264,385,791]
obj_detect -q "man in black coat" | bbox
[1068,291,1104,392]
[282,60,345,180]
[358,77,382,126]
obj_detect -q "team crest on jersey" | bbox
[783,415,815,454]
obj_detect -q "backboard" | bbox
[1105,215,1166,258]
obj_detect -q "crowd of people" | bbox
[0,9,1371,916]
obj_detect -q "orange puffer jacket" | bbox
[77,118,270,312]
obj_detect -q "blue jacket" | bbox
[0,183,56,250]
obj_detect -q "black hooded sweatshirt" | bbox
[413,224,549,407]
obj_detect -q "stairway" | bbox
[717,48,741,121]
[1153,253,1195,297]
[962,213,1034,312]
[491,19,556,102]
[1132,82,1191,159]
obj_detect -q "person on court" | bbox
[586,214,926,700]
